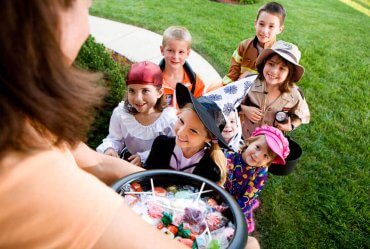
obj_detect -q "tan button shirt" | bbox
[241,78,310,138]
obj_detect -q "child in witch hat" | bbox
[145,83,229,185]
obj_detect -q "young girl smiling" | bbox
[145,83,228,185]
[240,40,310,138]
[97,61,177,166]
[224,125,290,233]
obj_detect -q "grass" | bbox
[88,0,369,248]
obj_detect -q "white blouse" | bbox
[96,101,177,163]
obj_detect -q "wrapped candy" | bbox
[172,212,184,226]
[161,228,175,239]
[175,190,193,199]
[196,232,209,249]
[210,227,234,248]
[147,201,165,219]
[154,186,167,196]
[224,226,235,241]
[120,182,234,249]
[167,224,179,235]
[166,185,178,193]
[161,212,173,226]
[177,223,191,238]
[206,212,222,231]
[131,182,142,192]
[183,207,206,225]
[207,198,228,212]
[208,239,221,249]
[123,195,138,206]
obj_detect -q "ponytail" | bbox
[209,141,227,186]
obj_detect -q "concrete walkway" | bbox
[88,16,222,88]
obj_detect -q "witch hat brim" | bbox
[176,83,228,148]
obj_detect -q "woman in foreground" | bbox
[0,0,187,248]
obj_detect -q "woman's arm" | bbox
[92,203,188,249]
[72,142,144,185]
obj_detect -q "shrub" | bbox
[75,36,130,149]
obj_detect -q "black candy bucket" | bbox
[268,137,302,176]
[111,170,248,249]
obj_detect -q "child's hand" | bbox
[128,154,142,167]
[238,71,251,80]
[104,148,119,157]
[240,104,263,123]
[274,117,293,131]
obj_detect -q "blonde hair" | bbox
[240,135,277,166]
[209,141,227,186]
[182,103,227,185]
[162,26,192,48]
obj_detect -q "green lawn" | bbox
[89,0,369,248]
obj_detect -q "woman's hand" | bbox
[240,104,263,123]
[72,142,144,185]
[104,148,119,157]
[128,154,142,167]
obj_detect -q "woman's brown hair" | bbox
[257,53,296,93]
[0,0,105,157]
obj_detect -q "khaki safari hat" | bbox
[256,40,305,83]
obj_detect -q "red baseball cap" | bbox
[127,61,163,86]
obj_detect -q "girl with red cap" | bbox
[97,61,177,166]
[224,125,290,233]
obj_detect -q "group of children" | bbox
[97,1,310,235]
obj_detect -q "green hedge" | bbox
[75,36,130,149]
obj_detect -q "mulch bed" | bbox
[108,49,133,68]
[213,0,241,5]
